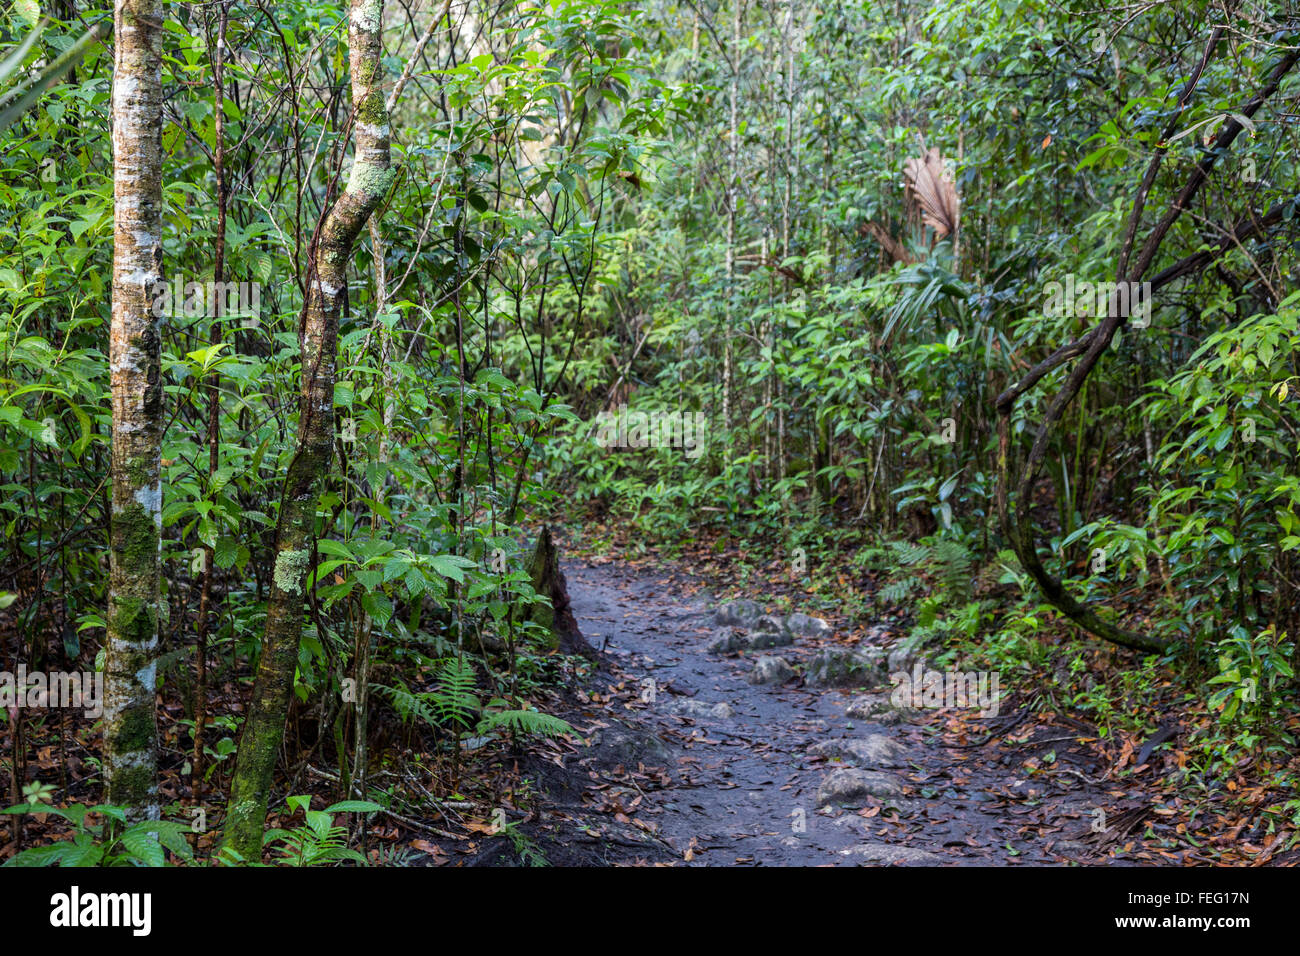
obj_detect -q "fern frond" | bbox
[878,576,920,604]
[475,708,572,738]
[431,658,479,730]
[892,542,931,567]
[373,681,439,728]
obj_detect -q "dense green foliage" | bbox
[1,0,1298,862]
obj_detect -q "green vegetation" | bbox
[1,0,1297,864]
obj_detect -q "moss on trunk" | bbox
[221,0,393,862]
[106,0,164,821]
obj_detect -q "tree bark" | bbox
[222,0,393,861]
[106,0,164,821]
[523,526,596,660]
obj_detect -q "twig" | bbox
[946,703,1035,749]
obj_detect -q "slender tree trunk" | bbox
[106,0,163,821]
[723,0,740,452]
[778,0,795,496]
[348,214,391,844]
[194,0,229,789]
[222,0,393,861]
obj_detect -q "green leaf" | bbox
[428,553,474,582]
[323,800,384,814]
[0,21,111,134]
[214,536,240,569]
[122,827,166,867]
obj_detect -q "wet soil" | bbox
[462,558,1145,867]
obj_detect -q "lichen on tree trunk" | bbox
[221,0,393,861]
[106,0,164,821]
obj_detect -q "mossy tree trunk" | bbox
[106,0,164,821]
[221,0,393,861]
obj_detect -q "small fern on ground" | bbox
[878,575,921,604]
[264,797,382,867]
[431,657,481,731]
[892,541,931,567]
[502,821,549,866]
[373,680,440,729]
[932,539,973,602]
[476,700,573,738]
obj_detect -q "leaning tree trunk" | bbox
[993,34,1299,656]
[222,0,393,860]
[105,0,163,821]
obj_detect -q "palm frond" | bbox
[903,146,959,238]
[0,20,109,135]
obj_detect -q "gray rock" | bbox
[750,614,787,634]
[840,842,944,865]
[707,622,791,652]
[816,768,904,807]
[746,622,794,649]
[864,623,891,642]
[668,698,735,720]
[587,724,672,770]
[706,627,748,654]
[785,612,832,638]
[845,694,909,723]
[714,599,763,627]
[667,698,707,717]
[805,646,888,688]
[809,735,906,768]
[887,632,933,672]
[747,655,795,685]
[829,813,871,834]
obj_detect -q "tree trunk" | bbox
[722,0,741,454]
[222,0,393,861]
[524,527,596,660]
[194,0,229,790]
[106,0,164,821]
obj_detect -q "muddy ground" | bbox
[456,558,1170,867]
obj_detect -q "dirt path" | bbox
[467,558,1128,866]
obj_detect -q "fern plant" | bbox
[891,541,932,567]
[475,700,573,739]
[431,657,481,730]
[1,800,194,867]
[373,680,441,729]
[501,820,549,866]
[372,657,482,735]
[262,796,382,867]
[878,576,921,604]
[932,539,973,602]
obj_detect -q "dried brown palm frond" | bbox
[903,146,960,239]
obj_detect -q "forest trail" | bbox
[476,558,1116,866]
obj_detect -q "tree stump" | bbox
[524,526,597,659]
